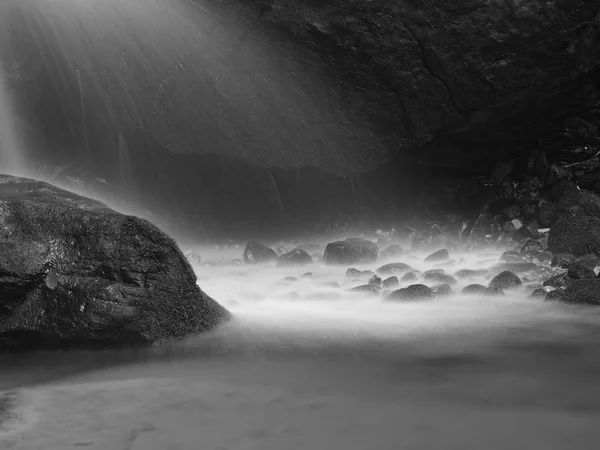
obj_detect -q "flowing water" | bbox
[2,239,600,449]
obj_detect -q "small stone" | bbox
[401,272,418,282]
[376,262,414,275]
[432,284,452,296]
[530,288,547,298]
[45,272,59,290]
[350,285,379,295]
[386,284,433,301]
[424,249,450,262]
[483,286,505,296]
[243,241,277,264]
[368,275,384,289]
[382,276,399,289]
[423,272,457,285]
[463,284,487,295]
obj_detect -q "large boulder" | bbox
[0,176,230,350]
[548,215,600,257]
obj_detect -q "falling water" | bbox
[0,62,27,175]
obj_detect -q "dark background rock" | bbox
[0,175,230,350]
[2,0,600,237]
[549,215,600,257]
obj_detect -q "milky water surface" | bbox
[2,239,600,449]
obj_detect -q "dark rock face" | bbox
[0,176,230,350]
[424,249,449,263]
[243,241,278,264]
[548,215,600,257]
[276,248,314,267]
[489,271,522,290]
[387,284,432,301]
[561,279,600,305]
[324,238,378,265]
[251,0,600,153]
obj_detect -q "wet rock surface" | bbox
[243,241,278,264]
[0,176,230,350]
[324,238,378,265]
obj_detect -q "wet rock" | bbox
[567,261,597,280]
[489,271,522,290]
[521,239,544,256]
[346,268,362,277]
[386,284,433,301]
[401,272,418,282]
[432,284,452,297]
[380,244,405,259]
[424,249,450,262]
[350,285,379,296]
[422,269,446,276]
[530,288,547,298]
[283,276,297,282]
[185,251,202,265]
[463,284,487,295]
[483,286,505,296]
[545,289,565,302]
[243,241,277,264]
[324,238,378,265]
[560,279,600,305]
[231,259,242,266]
[382,276,399,289]
[0,176,230,350]
[423,272,457,285]
[551,253,576,268]
[301,272,317,279]
[276,249,314,267]
[543,273,573,289]
[500,250,525,263]
[537,251,554,263]
[503,205,522,220]
[493,262,538,274]
[513,224,541,242]
[368,275,384,289]
[548,215,600,256]
[454,269,483,279]
[376,262,414,275]
[294,244,323,254]
[537,203,559,228]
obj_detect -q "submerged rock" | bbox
[382,276,399,289]
[276,248,314,267]
[424,249,449,263]
[386,284,433,301]
[376,262,414,275]
[401,272,418,282]
[489,271,522,290]
[324,238,378,265]
[423,272,457,285]
[243,241,278,264]
[463,284,487,295]
[0,176,230,350]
